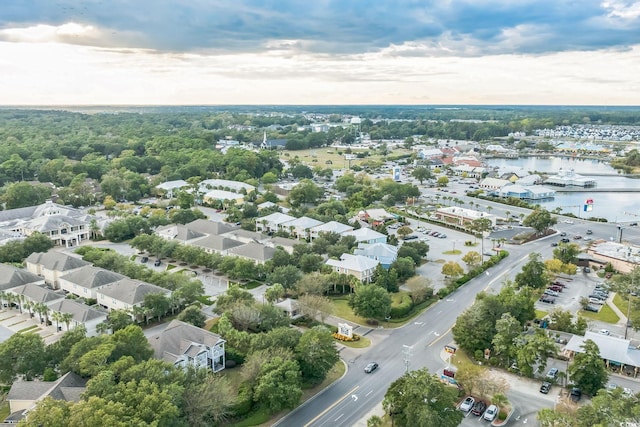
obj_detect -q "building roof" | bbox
[198,179,255,193]
[310,220,354,235]
[227,242,276,262]
[7,371,86,402]
[185,218,238,236]
[203,189,244,201]
[59,266,126,290]
[97,278,170,306]
[275,297,299,313]
[480,177,511,188]
[565,331,640,367]
[155,180,189,191]
[11,283,64,304]
[149,319,225,363]
[363,209,393,221]
[268,236,299,249]
[221,229,268,242]
[191,235,244,252]
[155,224,206,242]
[0,265,43,291]
[343,227,386,242]
[281,216,324,230]
[48,299,107,323]
[354,242,399,258]
[258,212,296,225]
[326,253,380,272]
[25,251,90,272]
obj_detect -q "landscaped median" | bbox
[437,250,509,299]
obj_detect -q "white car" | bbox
[459,396,475,412]
[599,329,611,336]
[483,404,498,421]
[563,219,575,224]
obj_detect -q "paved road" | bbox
[276,219,640,427]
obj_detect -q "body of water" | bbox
[486,157,640,222]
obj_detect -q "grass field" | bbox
[579,303,620,324]
[535,309,548,319]
[331,298,369,325]
[278,147,413,171]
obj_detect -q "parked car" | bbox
[154,259,162,267]
[551,242,559,247]
[539,295,556,304]
[544,289,559,297]
[540,382,552,394]
[364,362,379,373]
[459,396,475,412]
[140,256,149,263]
[438,234,447,238]
[583,267,591,273]
[573,235,582,240]
[589,298,605,305]
[560,232,567,236]
[546,368,559,379]
[403,235,419,241]
[471,401,487,416]
[599,329,611,336]
[561,238,570,243]
[586,229,593,234]
[483,405,498,422]
[570,387,582,402]
[548,285,563,292]
[631,222,638,226]
[584,305,600,312]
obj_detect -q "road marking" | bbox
[351,394,358,402]
[335,414,344,422]
[365,390,373,397]
[483,253,529,292]
[428,325,453,347]
[304,386,359,427]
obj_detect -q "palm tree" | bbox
[486,205,493,214]
[96,322,110,335]
[51,311,62,331]
[34,303,46,324]
[60,312,73,331]
[491,393,511,417]
[130,306,145,324]
[17,295,24,314]
[23,300,34,318]
[40,304,50,326]
[0,291,6,309]
[5,293,15,311]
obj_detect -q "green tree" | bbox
[295,326,339,383]
[178,305,206,327]
[106,309,133,332]
[349,285,392,320]
[287,179,323,207]
[462,251,482,268]
[0,332,46,382]
[253,355,302,413]
[576,387,640,426]
[491,313,522,366]
[143,293,171,323]
[1,181,52,209]
[267,265,302,290]
[523,208,557,235]
[383,368,463,427]
[214,285,255,313]
[515,253,548,289]
[297,294,332,323]
[264,283,285,303]
[18,396,72,427]
[396,225,413,239]
[515,329,557,377]
[411,166,432,184]
[567,339,608,396]
[441,261,464,281]
[182,370,237,427]
[436,176,449,187]
[553,243,581,265]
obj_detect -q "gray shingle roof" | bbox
[185,219,238,235]
[149,319,224,362]
[11,283,65,303]
[25,251,90,272]
[227,242,276,262]
[48,299,107,323]
[7,372,86,402]
[191,235,244,252]
[59,266,126,290]
[97,278,170,305]
[0,264,43,291]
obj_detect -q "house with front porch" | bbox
[25,250,91,289]
[0,264,44,293]
[96,278,171,316]
[47,299,107,336]
[149,319,225,372]
[354,243,398,269]
[58,266,126,300]
[325,254,380,282]
[280,216,324,240]
[309,221,354,240]
[564,331,640,378]
[255,212,296,234]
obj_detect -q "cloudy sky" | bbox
[1,0,639,105]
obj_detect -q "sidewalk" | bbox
[605,294,629,328]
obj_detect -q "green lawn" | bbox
[339,335,371,349]
[330,294,436,329]
[330,298,369,325]
[0,402,9,422]
[613,293,638,320]
[579,303,620,324]
[443,250,462,255]
[535,309,548,320]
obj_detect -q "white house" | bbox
[343,227,387,245]
[25,250,91,289]
[155,180,190,198]
[309,221,354,240]
[58,266,126,300]
[354,243,398,269]
[256,212,296,234]
[149,320,226,373]
[47,299,107,336]
[280,216,324,240]
[325,254,380,282]
[96,278,171,314]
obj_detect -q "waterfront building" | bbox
[544,169,596,187]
